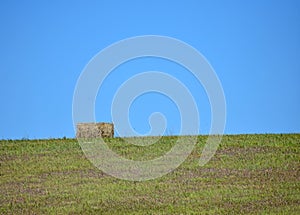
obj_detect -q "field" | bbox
[1,134,299,214]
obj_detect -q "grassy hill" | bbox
[1,134,299,214]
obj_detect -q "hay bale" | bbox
[76,122,114,138]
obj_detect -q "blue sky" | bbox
[0,0,299,139]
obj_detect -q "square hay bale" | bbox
[76,122,114,138]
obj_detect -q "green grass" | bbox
[1,134,299,214]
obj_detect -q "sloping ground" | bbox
[0,134,299,214]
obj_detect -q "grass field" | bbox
[1,134,299,214]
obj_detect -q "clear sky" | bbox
[1,0,299,139]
